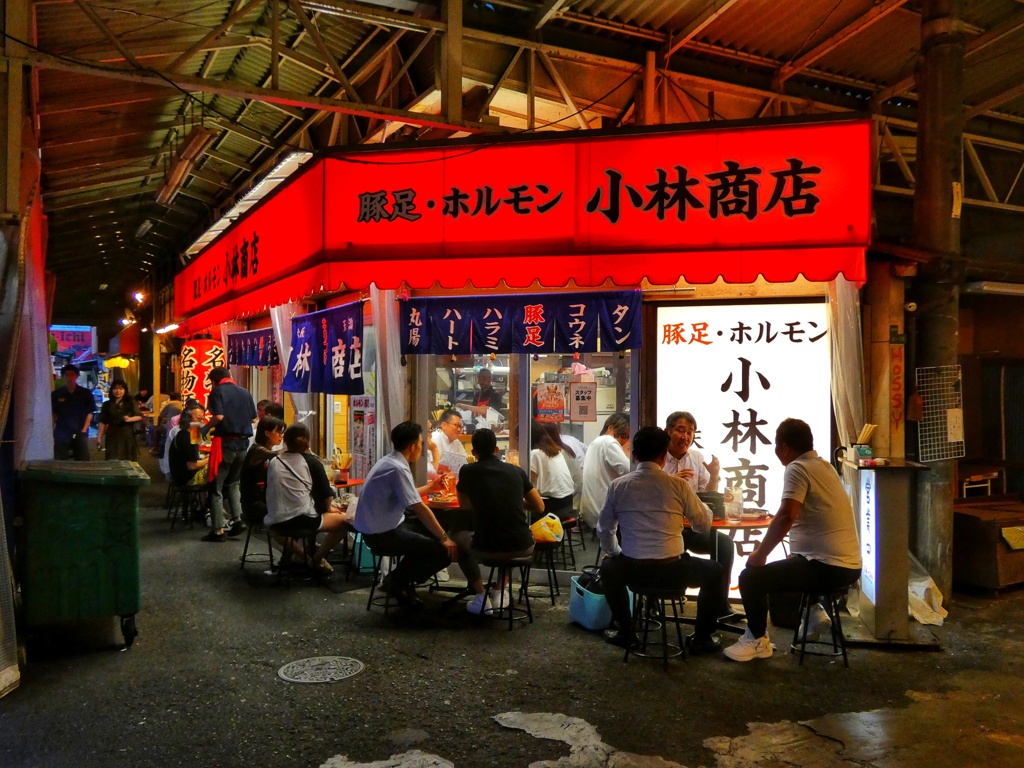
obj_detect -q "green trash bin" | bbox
[18,460,150,648]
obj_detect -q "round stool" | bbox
[790,591,849,667]
[625,587,688,670]
[479,556,533,630]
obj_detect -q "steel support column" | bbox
[911,0,964,598]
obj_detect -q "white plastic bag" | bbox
[908,553,948,625]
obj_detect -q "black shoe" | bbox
[383,577,423,609]
[602,628,639,649]
[226,521,246,537]
[687,634,722,655]
[201,531,226,543]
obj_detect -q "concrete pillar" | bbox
[912,0,964,597]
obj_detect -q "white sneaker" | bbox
[435,567,450,583]
[467,592,493,616]
[798,603,832,642]
[488,589,507,611]
[723,629,774,662]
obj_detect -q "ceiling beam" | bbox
[72,0,146,70]
[43,146,171,175]
[25,49,500,134]
[531,0,570,31]
[664,0,741,59]
[965,76,1024,120]
[44,183,162,212]
[167,0,266,72]
[81,35,256,65]
[36,85,181,116]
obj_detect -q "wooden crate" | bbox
[953,501,1024,589]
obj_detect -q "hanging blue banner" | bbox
[598,290,642,351]
[226,328,279,367]
[323,303,365,395]
[283,303,365,395]
[282,317,316,393]
[397,290,642,355]
[399,299,429,356]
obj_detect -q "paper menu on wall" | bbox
[947,408,964,442]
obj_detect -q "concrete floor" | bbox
[3,452,1023,768]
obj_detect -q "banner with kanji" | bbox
[282,304,365,395]
[180,337,226,408]
[655,301,830,518]
[226,328,279,367]
[399,290,641,355]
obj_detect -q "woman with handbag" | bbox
[529,420,575,523]
[265,423,349,572]
[97,379,144,461]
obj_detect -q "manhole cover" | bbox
[278,656,365,683]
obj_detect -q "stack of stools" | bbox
[625,587,688,670]
[791,591,849,667]
[478,555,533,630]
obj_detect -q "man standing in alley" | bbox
[724,418,862,662]
[598,426,723,654]
[579,412,631,528]
[52,363,95,461]
[202,366,257,542]
[355,421,457,608]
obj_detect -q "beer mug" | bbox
[505,449,520,467]
[189,424,201,444]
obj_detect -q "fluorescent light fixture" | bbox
[119,318,131,326]
[99,283,108,291]
[963,281,1024,296]
[135,220,153,238]
[155,323,179,334]
[133,291,145,303]
[185,150,313,256]
[156,126,218,206]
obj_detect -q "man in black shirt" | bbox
[454,429,544,615]
[203,366,257,542]
[51,364,95,460]
[459,368,504,427]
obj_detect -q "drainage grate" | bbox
[278,656,365,684]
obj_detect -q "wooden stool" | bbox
[625,587,688,670]
[790,591,849,667]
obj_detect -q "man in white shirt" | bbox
[429,409,467,476]
[598,426,724,655]
[665,410,734,617]
[579,412,631,528]
[355,421,458,608]
[724,418,862,662]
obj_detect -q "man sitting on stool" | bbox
[724,418,862,662]
[598,426,724,655]
[454,428,545,615]
[664,410,735,618]
[355,421,458,608]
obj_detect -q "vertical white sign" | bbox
[860,469,877,604]
[656,302,831,516]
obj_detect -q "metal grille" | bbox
[916,365,965,462]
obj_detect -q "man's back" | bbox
[355,451,420,534]
[782,451,861,569]
[457,458,534,552]
[209,381,256,438]
[580,434,630,526]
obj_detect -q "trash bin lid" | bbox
[19,460,151,486]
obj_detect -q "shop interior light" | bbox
[963,281,1024,296]
[119,318,131,326]
[135,220,153,239]
[155,323,179,334]
[133,291,145,303]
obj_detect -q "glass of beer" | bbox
[505,449,520,467]
[189,424,201,444]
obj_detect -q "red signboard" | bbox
[174,163,325,319]
[175,119,870,321]
[179,337,225,409]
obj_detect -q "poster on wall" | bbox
[350,396,376,480]
[656,301,831,522]
[535,382,566,423]
[569,382,598,422]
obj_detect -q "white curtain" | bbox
[14,220,54,464]
[828,275,865,449]
[370,285,405,461]
[270,303,314,425]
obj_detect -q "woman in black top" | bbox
[98,379,143,461]
[168,405,210,486]
[240,416,286,525]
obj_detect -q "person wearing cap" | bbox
[51,363,95,461]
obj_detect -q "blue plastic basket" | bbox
[569,575,627,631]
